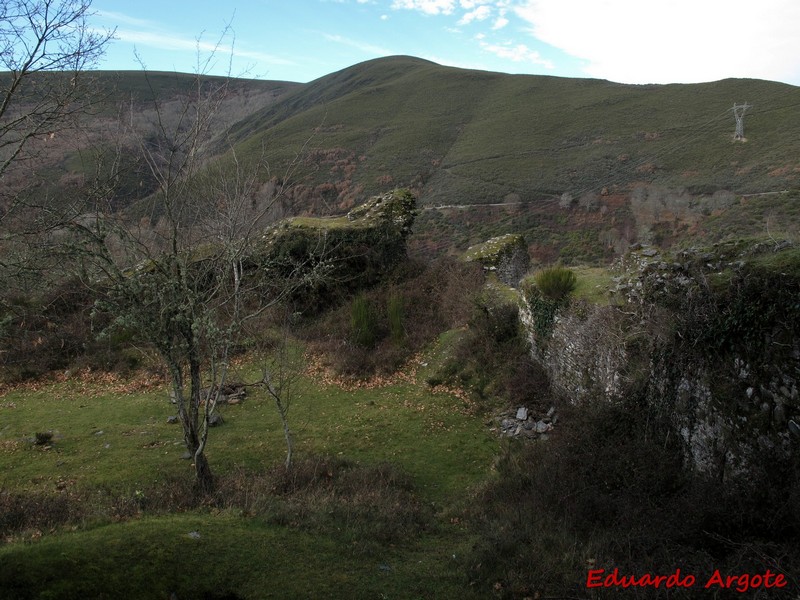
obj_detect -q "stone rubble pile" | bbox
[494,405,557,439]
[168,383,247,405]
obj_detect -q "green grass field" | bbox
[0,513,483,599]
[0,345,500,599]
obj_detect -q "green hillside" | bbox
[5,57,800,262]
[233,56,800,199]
[215,56,800,260]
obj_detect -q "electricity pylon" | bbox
[733,102,751,140]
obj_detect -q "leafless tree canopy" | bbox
[0,0,114,179]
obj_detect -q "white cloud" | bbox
[112,29,295,66]
[391,0,456,15]
[492,16,509,29]
[513,0,800,84]
[96,10,156,28]
[480,40,554,68]
[380,14,389,20]
[458,5,492,25]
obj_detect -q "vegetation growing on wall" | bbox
[257,189,417,313]
[428,286,550,408]
[520,265,578,342]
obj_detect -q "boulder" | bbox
[464,234,530,286]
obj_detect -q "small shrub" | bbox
[387,292,405,345]
[0,489,85,538]
[210,458,432,547]
[305,257,485,378]
[439,289,548,407]
[533,265,577,301]
[350,294,378,348]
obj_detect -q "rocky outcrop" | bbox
[521,240,800,481]
[255,189,417,310]
[464,234,530,286]
[344,188,416,236]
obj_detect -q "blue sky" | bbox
[91,0,800,86]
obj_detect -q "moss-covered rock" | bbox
[464,234,530,286]
[344,188,416,236]
[255,189,417,312]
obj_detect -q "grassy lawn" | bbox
[519,265,614,306]
[0,512,481,599]
[570,266,615,305]
[0,351,499,599]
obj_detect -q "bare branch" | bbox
[0,0,114,182]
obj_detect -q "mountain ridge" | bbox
[5,55,800,262]
[230,56,800,198]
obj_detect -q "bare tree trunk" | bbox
[275,395,293,470]
[262,370,293,470]
[193,451,214,495]
[188,351,214,492]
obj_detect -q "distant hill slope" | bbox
[0,70,300,213]
[4,58,800,264]
[220,56,800,262]
[89,70,301,104]
[231,55,800,203]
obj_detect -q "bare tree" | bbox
[0,0,112,378]
[251,310,304,470]
[0,0,113,182]
[60,34,328,490]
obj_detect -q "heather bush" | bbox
[0,277,137,382]
[306,257,484,377]
[209,458,432,547]
[436,288,549,408]
[0,490,84,539]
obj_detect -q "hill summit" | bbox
[222,55,800,260]
[6,55,800,262]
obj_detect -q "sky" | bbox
[90,0,800,86]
